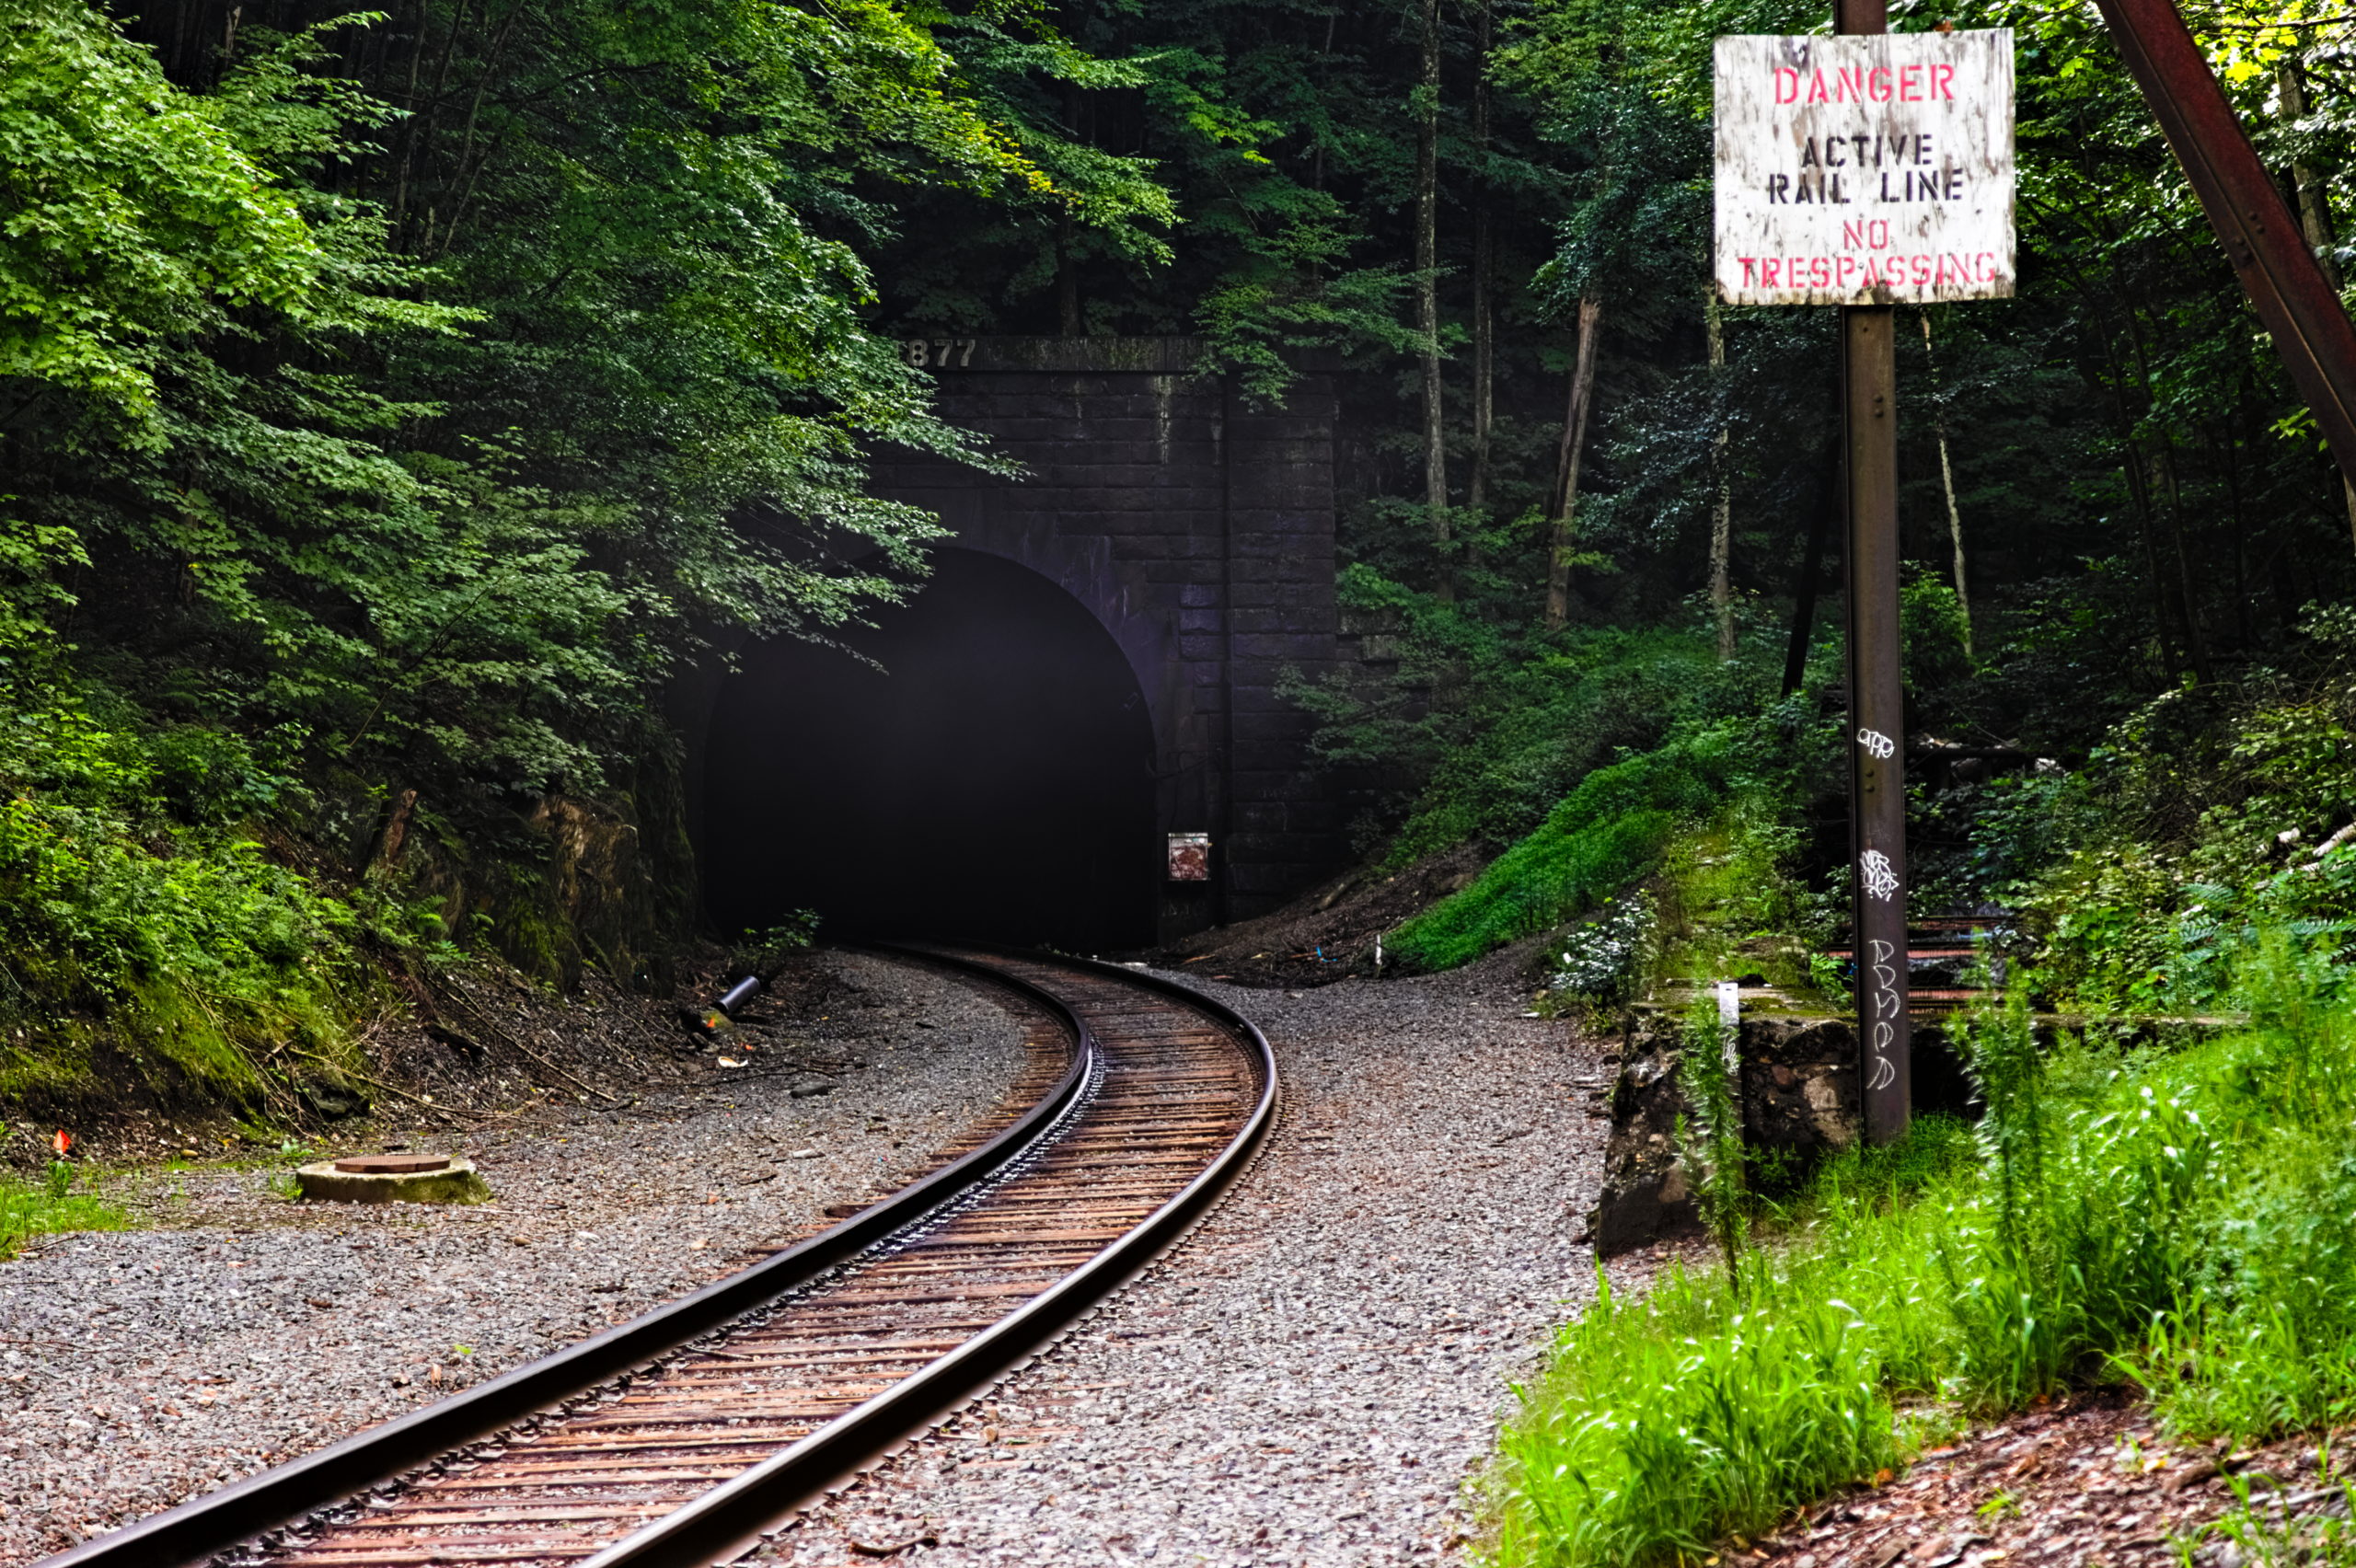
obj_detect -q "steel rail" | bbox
[572,947,1278,1567]
[37,948,1276,1568]
[35,952,1101,1568]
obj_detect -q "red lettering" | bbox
[1773,68,1799,104]
[1807,69,1830,103]
[1869,67,1893,103]
[1812,257,1831,286]
[1900,64,1923,101]
[1837,66,1866,102]
[1763,259,1782,286]
[1911,255,1931,284]
[1788,257,1805,286]
[1740,258,1759,285]
[1932,63,1956,99]
[1838,257,1857,285]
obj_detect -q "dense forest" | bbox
[23,4,2356,1563]
[6,0,2356,1107]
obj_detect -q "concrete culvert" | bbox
[295,1153,491,1205]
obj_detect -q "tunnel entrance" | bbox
[701,549,1160,951]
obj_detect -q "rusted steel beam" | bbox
[2092,0,2356,484]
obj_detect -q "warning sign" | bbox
[1715,29,2015,306]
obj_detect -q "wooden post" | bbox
[1837,0,1910,1146]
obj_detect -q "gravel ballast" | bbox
[0,951,1030,1565]
[758,957,1615,1568]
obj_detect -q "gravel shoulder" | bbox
[0,950,1031,1565]
[758,956,1619,1568]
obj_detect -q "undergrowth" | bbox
[1484,935,2356,1568]
[0,684,382,1110]
[0,1146,126,1259]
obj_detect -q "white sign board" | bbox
[1714,30,2015,306]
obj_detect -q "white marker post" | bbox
[1715,19,2014,1144]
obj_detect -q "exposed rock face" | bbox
[1591,1009,1865,1257]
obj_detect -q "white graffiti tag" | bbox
[1859,848,1901,901]
[1856,726,1897,759]
[1865,939,1901,1090]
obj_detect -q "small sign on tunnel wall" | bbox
[1167,833,1211,882]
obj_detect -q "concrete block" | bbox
[297,1154,491,1205]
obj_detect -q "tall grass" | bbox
[1485,937,2356,1567]
[0,1157,124,1258]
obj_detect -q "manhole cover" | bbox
[332,1154,454,1174]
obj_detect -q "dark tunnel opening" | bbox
[700,549,1161,951]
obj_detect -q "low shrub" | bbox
[1386,728,1738,972]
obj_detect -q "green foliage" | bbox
[1385,727,1740,971]
[1675,997,1750,1293]
[0,696,362,1101]
[1485,936,2356,1565]
[1489,1262,1902,1568]
[0,0,1180,1109]
[1917,606,2356,1013]
[2174,1463,2356,1568]
[0,0,336,432]
[1291,566,1783,868]
[727,910,823,975]
[0,1157,124,1259]
[1539,892,1657,1013]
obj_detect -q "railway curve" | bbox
[35,945,1276,1568]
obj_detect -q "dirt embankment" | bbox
[1134,846,1491,989]
[0,949,860,1178]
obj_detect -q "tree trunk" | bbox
[1705,291,1734,660]
[2279,60,2340,286]
[2154,439,2214,684]
[1415,0,1449,597]
[1544,296,1603,628]
[1919,313,1973,659]
[2277,59,2356,556]
[1467,0,1494,520]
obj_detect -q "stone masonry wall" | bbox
[862,337,1349,940]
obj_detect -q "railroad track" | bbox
[41,945,1276,1568]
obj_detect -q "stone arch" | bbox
[677,337,1351,945]
[699,548,1161,951]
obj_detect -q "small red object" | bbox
[52,1130,71,1157]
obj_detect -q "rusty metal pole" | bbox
[1838,0,1910,1145]
[2090,0,2356,494]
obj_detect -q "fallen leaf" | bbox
[306,1297,334,1309]
[716,1057,745,1068]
